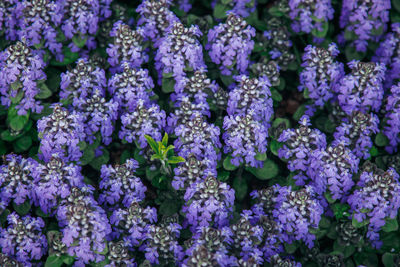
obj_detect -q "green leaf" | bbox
[375,132,389,147]
[233,177,247,201]
[162,72,174,78]
[382,253,396,267]
[162,77,175,93]
[213,4,229,19]
[144,135,159,154]
[255,152,267,161]
[159,201,179,216]
[246,159,279,180]
[146,167,161,182]
[61,255,75,265]
[293,104,306,121]
[167,156,185,164]
[90,149,110,170]
[162,133,168,147]
[271,88,283,102]
[352,217,369,228]
[270,139,283,157]
[14,135,32,152]
[382,218,398,233]
[268,6,284,17]
[217,170,230,182]
[35,207,50,218]
[45,255,64,267]
[133,148,146,165]
[311,21,329,38]
[80,147,95,166]
[0,209,10,225]
[345,45,365,61]
[0,140,5,155]
[220,75,234,87]
[324,191,336,204]
[319,216,331,229]
[284,242,298,254]
[12,200,31,216]
[72,35,87,48]
[36,82,52,99]
[369,145,378,157]
[9,113,29,132]
[394,0,400,12]
[95,243,108,255]
[50,46,79,66]
[223,156,239,171]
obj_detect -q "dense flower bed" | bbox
[0,0,400,266]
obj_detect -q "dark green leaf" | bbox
[268,6,284,17]
[324,191,336,204]
[270,139,283,157]
[144,135,159,154]
[36,207,50,218]
[162,133,168,147]
[61,255,75,265]
[293,104,306,121]
[220,75,234,87]
[72,35,87,48]
[246,159,279,180]
[213,4,229,19]
[162,72,174,78]
[45,255,64,267]
[50,46,79,66]
[9,113,29,132]
[255,152,267,161]
[146,167,161,182]
[0,209,10,225]
[162,77,175,93]
[284,242,298,254]
[167,156,185,164]
[382,218,398,233]
[375,132,389,147]
[134,149,146,165]
[352,217,369,228]
[12,200,31,216]
[271,88,283,102]
[217,170,230,182]
[80,147,95,165]
[382,253,396,267]
[311,21,329,38]
[90,149,110,170]
[159,201,179,216]
[233,177,247,201]
[345,45,365,61]
[1,130,20,142]
[36,82,52,99]
[369,145,378,157]
[0,140,6,155]
[14,135,32,152]
[223,156,239,171]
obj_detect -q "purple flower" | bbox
[250,60,280,87]
[0,1,19,41]
[174,113,221,171]
[299,43,344,108]
[175,0,192,12]
[0,213,47,265]
[16,0,63,61]
[288,0,334,34]
[32,156,84,215]
[119,99,166,149]
[339,0,390,52]
[384,83,400,153]
[108,64,155,113]
[56,186,111,265]
[348,167,400,248]
[183,245,238,267]
[37,104,86,163]
[136,0,179,45]
[155,22,206,92]
[182,175,235,231]
[0,253,24,266]
[110,201,157,247]
[0,154,36,209]
[60,58,107,107]
[105,241,136,267]
[333,111,379,159]
[372,23,400,88]
[335,61,385,114]
[278,115,327,185]
[272,185,323,248]
[0,41,46,115]
[270,255,302,267]
[99,159,146,208]
[107,21,148,73]
[207,13,255,75]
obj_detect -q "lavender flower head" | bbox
[31,155,84,215]
[136,0,179,45]
[312,141,359,199]
[212,0,256,18]
[99,159,146,208]
[223,112,268,167]
[334,111,379,159]
[373,23,400,88]
[0,213,47,265]
[272,185,323,248]
[0,41,46,115]
[60,58,107,107]
[299,43,344,107]
[108,64,155,113]
[0,154,36,209]
[107,21,148,73]
[207,13,255,75]
[250,60,280,87]
[17,0,63,61]
[74,89,119,145]
[37,104,86,162]
[143,221,184,265]
[155,22,206,92]
[335,61,385,114]
[110,201,157,247]
[339,0,390,52]
[174,113,221,170]
[348,168,400,248]
[384,83,400,153]
[0,1,18,39]
[182,175,235,231]
[0,253,23,266]
[56,186,111,265]
[278,115,327,185]
[288,0,334,34]
[119,99,166,149]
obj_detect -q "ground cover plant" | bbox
[1,0,400,266]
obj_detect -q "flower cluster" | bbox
[0,41,46,115]
[99,158,146,208]
[335,61,385,114]
[383,83,400,153]
[299,43,344,108]
[339,0,390,52]
[0,213,47,265]
[348,167,400,247]
[207,13,255,75]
